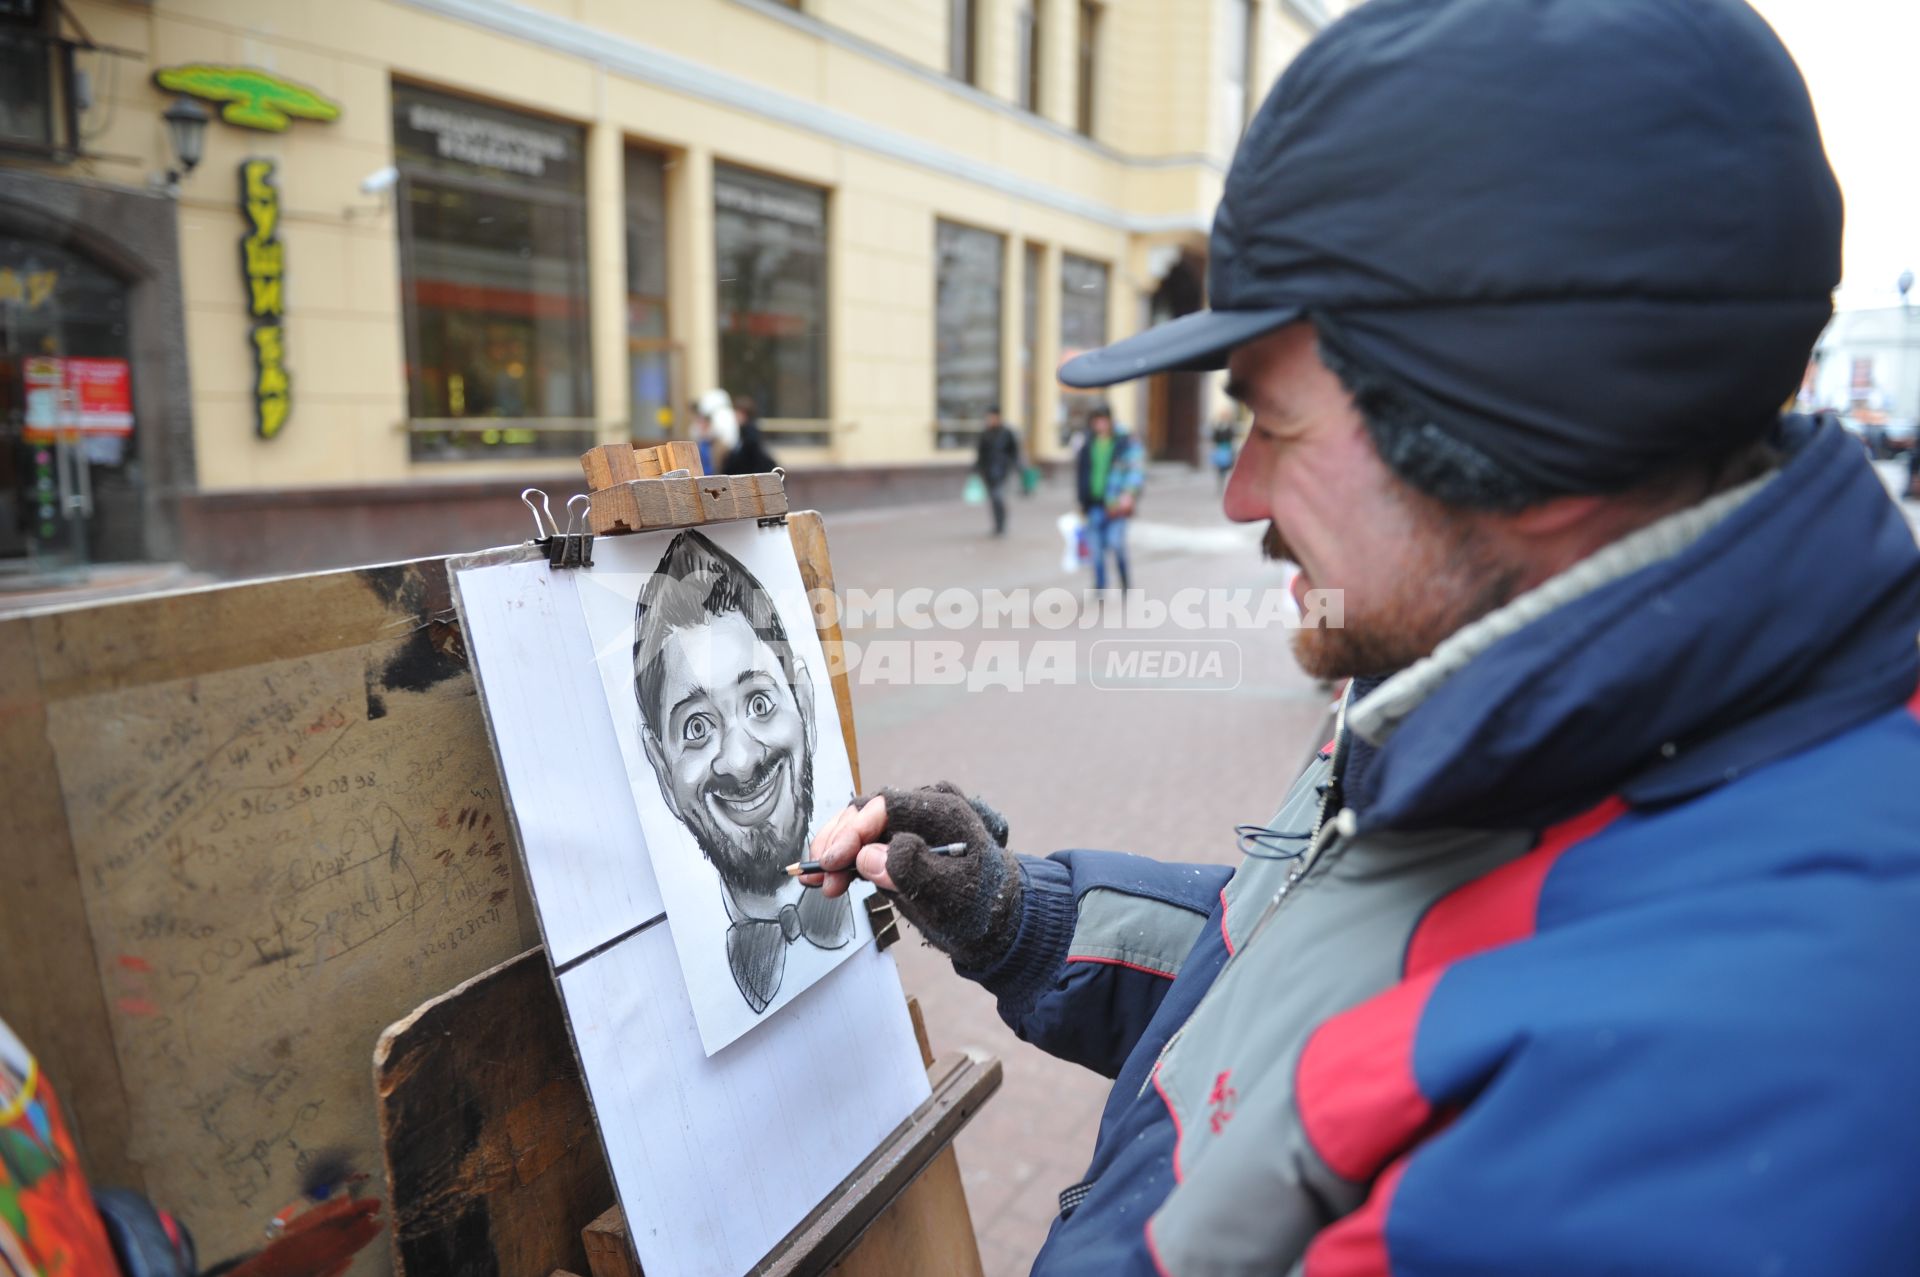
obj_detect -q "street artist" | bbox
[808,0,1920,1271]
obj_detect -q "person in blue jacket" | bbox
[1073,404,1145,590]
[807,1,1920,1274]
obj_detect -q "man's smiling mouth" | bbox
[708,757,786,828]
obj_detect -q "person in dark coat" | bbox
[721,395,779,475]
[974,406,1022,535]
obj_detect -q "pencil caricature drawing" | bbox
[632,529,854,1014]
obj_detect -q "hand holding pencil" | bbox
[799,784,1023,970]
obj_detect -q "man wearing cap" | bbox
[809,0,1920,1271]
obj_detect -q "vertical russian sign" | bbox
[239,158,291,439]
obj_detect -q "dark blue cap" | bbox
[1060,0,1842,493]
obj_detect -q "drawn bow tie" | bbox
[725,887,854,1014]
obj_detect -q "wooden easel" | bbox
[0,442,999,1277]
[375,442,1000,1276]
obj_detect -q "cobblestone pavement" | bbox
[818,464,1330,1276]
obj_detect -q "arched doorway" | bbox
[0,167,192,588]
[1143,250,1205,464]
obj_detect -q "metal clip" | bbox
[521,487,559,541]
[545,493,595,569]
[863,895,901,951]
[524,487,593,569]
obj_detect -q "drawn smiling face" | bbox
[642,610,815,897]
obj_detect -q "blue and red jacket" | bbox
[964,417,1920,1274]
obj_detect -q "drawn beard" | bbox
[686,748,816,899]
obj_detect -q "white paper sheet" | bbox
[576,524,868,1055]
[450,541,931,1277]
[453,557,664,964]
[561,923,928,1277]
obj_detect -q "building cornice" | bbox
[395,0,1216,236]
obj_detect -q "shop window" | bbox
[934,220,1004,450]
[392,83,594,462]
[0,2,80,161]
[714,164,830,446]
[0,236,136,575]
[1059,252,1109,442]
[626,146,679,444]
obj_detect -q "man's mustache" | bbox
[705,752,783,802]
[1262,521,1292,563]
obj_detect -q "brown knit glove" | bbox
[868,783,1022,971]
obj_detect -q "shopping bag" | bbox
[1019,464,1041,496]
[963,474,987,504]
[1057,512,1085,573]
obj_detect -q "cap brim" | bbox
[1058,306,1302,388]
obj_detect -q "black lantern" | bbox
[163,95,210,180]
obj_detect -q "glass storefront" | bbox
[393,83,594,461]
[1059,251,1109,442]
[934,219,1003,449]
[714,164,829,445]
[0,236,136,583]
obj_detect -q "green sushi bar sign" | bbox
[152,65,342,132]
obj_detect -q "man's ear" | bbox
[642,729,681,821]
[1502,493,1605,538]
[794,655,816,753]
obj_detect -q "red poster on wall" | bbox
[20,357,134,440]
[64,358,134,435]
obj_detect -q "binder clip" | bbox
[863,895,901,951]
[521,488,595,569]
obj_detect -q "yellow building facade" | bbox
[0,0,1338,579]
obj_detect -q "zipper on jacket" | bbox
[1238,689,1357,951]
[1139,692,1360,1100]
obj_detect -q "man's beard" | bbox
[1266,517,1523,682]
[685,749,816,898]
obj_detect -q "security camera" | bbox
[359,166,399,196]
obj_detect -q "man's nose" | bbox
[1221,443,1266,523]
[711,721,764,779]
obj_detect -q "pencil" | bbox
[786,842,969,876]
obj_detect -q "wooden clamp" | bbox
[579,441,789,536]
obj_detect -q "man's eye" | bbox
[746,691,774,718]
[681,714,713,744]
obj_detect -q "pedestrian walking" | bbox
[721,394,778,475]
[975,406,1021,535]
[803,2,1920,1273]
[1073,404,1143,591]
[1209,412,1237,490]
[692,388,738,474]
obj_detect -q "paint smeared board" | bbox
[374,947,611,1277]
[2,560,536,1276]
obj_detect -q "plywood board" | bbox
[376,947,611,1277]
[0,560,538,1275]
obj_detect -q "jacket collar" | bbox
[1342,417,1920,832]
